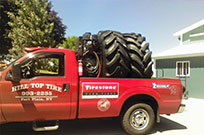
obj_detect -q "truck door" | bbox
[1,52,71,122]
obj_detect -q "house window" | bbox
[176,61,190,77]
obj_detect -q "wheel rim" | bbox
[129,108,150,130]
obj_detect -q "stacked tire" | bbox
[76,30,153,78]
[75,32,100,77]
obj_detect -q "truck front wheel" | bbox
[122,103,155,135]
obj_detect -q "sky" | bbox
[51,0,204,55]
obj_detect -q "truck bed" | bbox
[78,78,183,118]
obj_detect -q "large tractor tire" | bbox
[75,32,100,77]
[76,30,153,78]
[98,30,131,77]
[123,33,153,78]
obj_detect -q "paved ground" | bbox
[151,98,204,135]
[0,98,203,135]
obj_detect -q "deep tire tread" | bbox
[76,30,153,78]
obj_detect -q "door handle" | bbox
[63,83,70,92]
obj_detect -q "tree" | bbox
[7,0,66,59]
[59,36,78,50]
[47,1,66,45]
[0,0,17,57]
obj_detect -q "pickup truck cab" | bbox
[0,48,185,135]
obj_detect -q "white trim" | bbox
[153,53,204,60]
[180,35,183,45]
[176,61,190,77]
[189,32,204,38]
[174,19,204,36]
[153,43,204,60]
[153,60,156,77]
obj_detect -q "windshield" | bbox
[0,58,21,72]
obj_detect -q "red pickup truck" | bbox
[0,48,185,135]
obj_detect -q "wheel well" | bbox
[120,94,159,121]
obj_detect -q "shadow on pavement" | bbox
[0,116,187,135]
[0,118,125,135]
[151,116,187,134]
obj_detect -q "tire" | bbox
[123,33,153,78]
[75,32,99,77]
[122,103,155,135]
[98,30,131,77]
[76,30,153,78]
[83,52,99,77]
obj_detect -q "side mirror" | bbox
[11,63,21,82]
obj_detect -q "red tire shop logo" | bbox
[97,99,110,112]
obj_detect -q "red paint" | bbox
[0,48,183,124]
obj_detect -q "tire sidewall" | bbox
[122,103,155,135]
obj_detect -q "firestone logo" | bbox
[82,82,119,99]
[85,85,117,91]
[82,83,119,92]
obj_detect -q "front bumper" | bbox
[178,104,185,113]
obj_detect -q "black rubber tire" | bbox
[75,32,99,77]
[76,30,153,78]
[122,103,155,135]
[123,33,153,78]
[98,30,131,77]
[83,53,99,77]
[75,36,83,58]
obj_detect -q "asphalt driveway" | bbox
[0,98,203,135]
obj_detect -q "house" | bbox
[153,19,204,99]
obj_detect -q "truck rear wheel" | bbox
[122,103,155,135]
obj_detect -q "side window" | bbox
[21,53,64,79]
